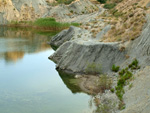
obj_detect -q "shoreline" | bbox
[0,24,67,32]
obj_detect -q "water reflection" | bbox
[0,27,97,113]
[0,27,57,63]
[58,70,83,94]
[58,70,103,95]
[0,27,116,113]
[4,51,24,62]
[57,70,118,113]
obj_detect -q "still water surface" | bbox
[0,27,94,113]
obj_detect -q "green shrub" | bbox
[115,85,122,91]
[114,59,140,110]
[104,3,116,9]
[97,0,107,3]
[117,78,125,86]
[132,59,138,66]
[116,90,124,101]
[128,59,140,70]
[123,71,133,80]
[112,64,120,72]
[116,68,133,101]
[110,88,115,93]
[128,64,133,68]
[119,69,125,76]
[56,0,75,4]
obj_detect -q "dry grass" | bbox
[99,0,147,42]
[98,75,112,93]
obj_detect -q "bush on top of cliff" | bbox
[56,0,75,4]
[97,0,107,4]
[97,0,123,4]
[97,0,123,9]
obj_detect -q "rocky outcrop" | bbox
[49,26,76,49]
[49,26,126,74]
[50,41,126,74]
[49,26,92,49]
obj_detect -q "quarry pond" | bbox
[0,27,97,113]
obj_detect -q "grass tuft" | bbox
[85,62,101,74]
[112,64,120,72]
[34,18,80,31]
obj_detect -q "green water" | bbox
[0,27,95,113]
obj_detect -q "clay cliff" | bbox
[0,0,98,24]
[49,0,150,112]
[0,0,48,24]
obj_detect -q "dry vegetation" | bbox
[82,0,149,42]
[100,0,149,42]
[0,0,8,5]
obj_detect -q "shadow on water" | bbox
[57,70,83,94]
[0,27,58,63]
[54,66,117,113]
[57,70,102,112]
[57,69,106,95]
